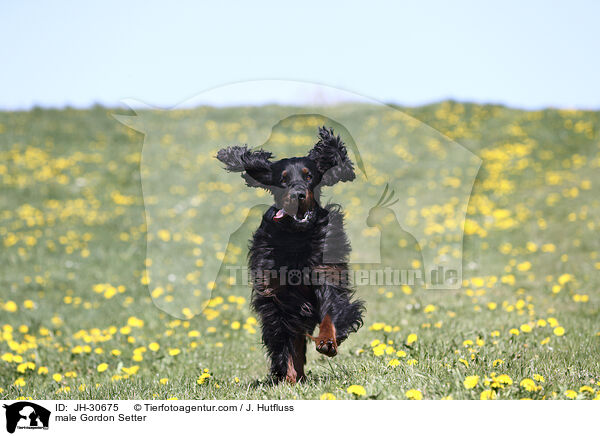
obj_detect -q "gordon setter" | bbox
[217,126,364,383]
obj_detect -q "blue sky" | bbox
[1,1,599,110]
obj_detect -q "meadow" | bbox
[0,102,599,400]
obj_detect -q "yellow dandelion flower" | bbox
[373,343,386,356]
[127,316,144,328]
[157,229,171,241]
[52,373,63,382]
[168,348,181,356]
[148,342,160,352]
[4,301,18,312]
[463,375,479,389]
[320,393,336,400]
[122,365,139,375]
[16,362,35,373]
[405,389,423,400]
[347,385,366,396]
[547,317,559,327]
[197,373,211,385]
[406,333,418,345]
[564,390,577,399]
[557,273,573,285]
[387,358,400,367]
[424,304,436,313]
[520,324,532,333]
[553,326,565,336]
[519,378,538,392]
[97,363,108,373]
[103,287,117,299]
[495,374,513,385]
[480,389,496,400]
[579,385,594,394]
[533,374,545,383]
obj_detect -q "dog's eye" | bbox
[301,167,311,181]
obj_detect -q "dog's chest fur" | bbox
[252,206,328,271]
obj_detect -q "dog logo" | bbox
[2,402,50,433]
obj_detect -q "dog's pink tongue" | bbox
[273,209,286,221]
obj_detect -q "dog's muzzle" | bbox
[273,208,314,223]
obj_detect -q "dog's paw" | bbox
[315,337,337,357]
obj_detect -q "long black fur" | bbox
[217,126,365,382]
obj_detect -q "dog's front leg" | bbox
[310,281,364,357]
[309,313,338,357]
[254,297,306,383]
[262,332,305,383]
[310,283,340,357]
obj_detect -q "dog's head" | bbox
[217,126,355,226]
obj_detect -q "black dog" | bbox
[217,127,364,383]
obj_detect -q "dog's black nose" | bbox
[289,191,306,201]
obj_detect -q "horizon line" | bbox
[1,98,598,114]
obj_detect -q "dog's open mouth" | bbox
[273,208,314,223]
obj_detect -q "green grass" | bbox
[0,102,599,400]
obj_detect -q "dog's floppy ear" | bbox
[307,126,355,186]
[216,145,274,187]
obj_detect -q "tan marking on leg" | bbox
[292,335,306,381]
[285,354,298,384]
[308,314,338,357]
